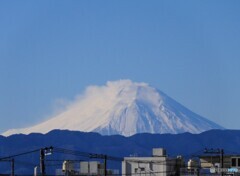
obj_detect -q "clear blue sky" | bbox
[0,0,240,133]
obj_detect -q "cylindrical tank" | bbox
[62,160,74,172]
[187,159,198,170]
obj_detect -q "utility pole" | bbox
[220,149,224,176]
[104,155,107,176]
[39,146,53,176]
[90,153,108,176]
[11,158,14,176]
[40,149,45,176]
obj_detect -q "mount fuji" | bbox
[2,80,223,136]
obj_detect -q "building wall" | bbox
[122,157,177,176]
[200,156,234,169]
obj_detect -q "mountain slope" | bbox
[2,80,223,136]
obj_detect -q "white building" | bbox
[122,148,183,176]
[80,161,103,175]
[79,161,119,175]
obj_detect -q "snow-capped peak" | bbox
[2,80,223,136]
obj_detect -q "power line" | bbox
[53,147,123,161]
[0,149,40,161]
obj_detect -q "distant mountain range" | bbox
[3,80,223,136]
[0,129,240,174]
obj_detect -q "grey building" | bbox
[200,155,240,175]
[122,148,184,176]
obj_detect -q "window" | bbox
[232,158,236,167]
[134,167,145,173]
[231,157,240,167]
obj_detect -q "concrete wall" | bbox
[122,157,177,176]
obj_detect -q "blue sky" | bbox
[0,0,240,133]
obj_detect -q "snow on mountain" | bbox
[2,80,223,136]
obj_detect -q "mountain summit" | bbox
[3,80,223,136]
